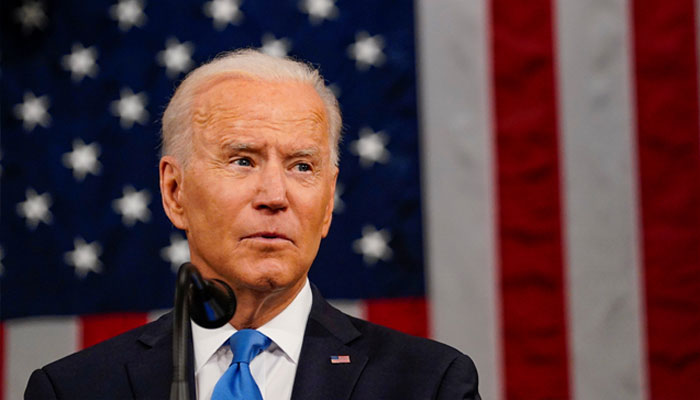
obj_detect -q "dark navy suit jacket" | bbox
[25,285,480,399]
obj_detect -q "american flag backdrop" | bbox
[1,0,700,399]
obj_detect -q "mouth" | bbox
[242,231,293,244]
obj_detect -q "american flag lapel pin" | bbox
[330,355,351,364]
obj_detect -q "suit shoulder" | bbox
[25,314,174,399]
[309,287,472,369]
[346,314,470,365]
[25,314,171,399]
[41,313,170,376]
[340,314,480,399]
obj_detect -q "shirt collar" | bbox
[191,278,313,373]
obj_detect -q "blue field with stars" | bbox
[1,0,424,320]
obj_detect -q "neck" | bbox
[228,278,306,330]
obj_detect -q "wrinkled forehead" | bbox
[191,75,329,139]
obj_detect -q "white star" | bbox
[110,88,149,129]
[109,0,147,31]
[349,127,390,168]
[353,225,392,265]
[61,43,99,82]
[157,38,194,78]
[347,31,386,70]
[16,188,53,229]
[161,233,190,272]
[112,186,151,226]
[14,92,51,132]
[15,0,48,33]
[260,34,292,58]
[298,0,338,24]
[62,139,102,181]
[64,238,103,278]
[333,182,345,213]
[203,0,242,30]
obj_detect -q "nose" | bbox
[252,162,289,212]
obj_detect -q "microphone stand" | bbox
[170,263,191,400]
[170,262,236,400]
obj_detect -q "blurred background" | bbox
[1,0,699,399]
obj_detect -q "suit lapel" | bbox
[125,313,196,400]
[291,286,368,400]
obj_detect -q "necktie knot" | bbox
[230,329,271,364]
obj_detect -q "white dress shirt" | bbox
[191,279,312,400]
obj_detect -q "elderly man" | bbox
[25,50,480,400]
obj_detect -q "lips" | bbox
[242,231,292,243]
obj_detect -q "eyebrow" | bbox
[223,143,320,159]
[289,148,319,158]
[224,142,260,152]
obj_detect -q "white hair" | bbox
[161,49,342,166]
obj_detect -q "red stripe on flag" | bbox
[80,312,149,349]
[365,297,429,338]
[631,1,700,398]
[490,0,571,399]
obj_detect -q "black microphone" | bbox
[170,262,236,400]
[188,268,237,328]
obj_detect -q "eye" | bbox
[295,162,312,172]
[233,158,252,167]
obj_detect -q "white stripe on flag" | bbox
[555,0,648,399]
[6,316,79,400]
[416,1,501,399]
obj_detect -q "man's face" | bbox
[169,77,336,294]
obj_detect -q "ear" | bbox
[321,167,339,238]
[159,155,188,230]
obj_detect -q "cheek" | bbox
[301,190,333,233]
[184,179,234,229]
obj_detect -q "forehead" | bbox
[191,77,329,140]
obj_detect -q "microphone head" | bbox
[182,263,237,329]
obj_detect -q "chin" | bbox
[235,259,302,292]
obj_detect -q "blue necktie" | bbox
[211,329,271,400]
